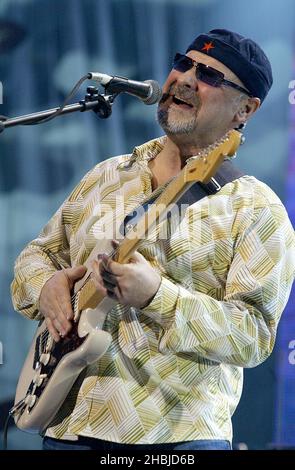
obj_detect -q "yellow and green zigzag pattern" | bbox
[11,137,295,443]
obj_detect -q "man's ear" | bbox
[233,97,260,128]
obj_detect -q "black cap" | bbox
[186,29,273,103]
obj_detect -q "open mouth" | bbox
[172,96,193,108]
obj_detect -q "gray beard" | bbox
[157,108,198,135]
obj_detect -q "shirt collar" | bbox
[117,135,167,170]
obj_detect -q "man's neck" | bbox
[148,137,205,189]
[153,136,207,170]
[148,128,233,189]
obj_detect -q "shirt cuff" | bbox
[140,276,180,328]
[12,270,57,321]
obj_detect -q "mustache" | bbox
[159,85,200,107]
[159,92,170,104]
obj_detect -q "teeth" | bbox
[175,97,186,104]
[173,96,192,106]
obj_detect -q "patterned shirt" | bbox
[11,136,295,443]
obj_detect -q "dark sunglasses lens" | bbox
[173,55,225,88]
[197,64,224,87]
[173,53,192,72]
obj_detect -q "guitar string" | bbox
[39,172,187,350]
[39,164,203,350]
[38,178,175,350]
[38,133,233,351]
[39,246,119,349]
[38,179,174,350]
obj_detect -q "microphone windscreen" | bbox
[143,80,162,105]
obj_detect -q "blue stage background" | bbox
[0,0,294,450]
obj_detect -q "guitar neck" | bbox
[75,129,241,312]
[77,167,194,311]
[116,171,193,263]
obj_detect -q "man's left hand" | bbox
[91,243,161,309]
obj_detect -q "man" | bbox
[11,29,295,451]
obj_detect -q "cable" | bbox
[2,413,12,450]
[23,74,90,126]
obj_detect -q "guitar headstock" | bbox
[184,129,242,183]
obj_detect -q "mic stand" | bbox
[0,86,115,134]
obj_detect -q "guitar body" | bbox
[14,299,114,433]
[12,130,241,434]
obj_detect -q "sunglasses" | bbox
[173,53,252,97]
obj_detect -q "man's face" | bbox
[157,49,246,144]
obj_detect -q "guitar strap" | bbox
[178,158,245,205]
[122,159,245,235]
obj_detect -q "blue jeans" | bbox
[43,436,231,451]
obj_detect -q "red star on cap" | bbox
[201,41,215,53]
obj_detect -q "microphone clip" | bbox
[82,86,115,119]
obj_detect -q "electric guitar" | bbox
[12,130,241,433]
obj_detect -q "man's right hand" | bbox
[39,265,87,342]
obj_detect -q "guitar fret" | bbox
[76,129,241,309]
[13,129,242,432]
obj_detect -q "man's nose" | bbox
[176,67,198,89]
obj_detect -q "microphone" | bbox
[88,72,162,105]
